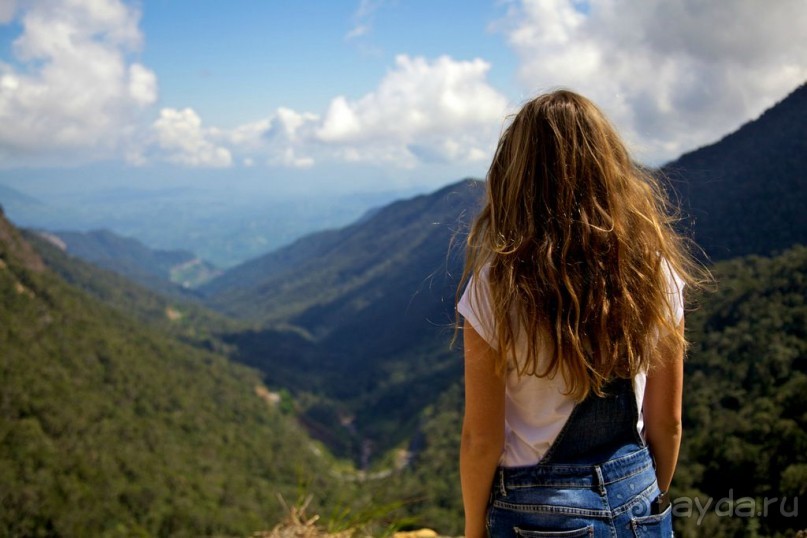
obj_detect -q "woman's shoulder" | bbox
[660,258,685,324]
[458,265,497,347]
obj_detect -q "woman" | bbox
[457,90,702,537]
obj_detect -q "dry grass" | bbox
[252,495,355,538]
[252,495,445,538]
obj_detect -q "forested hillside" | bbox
[0,209,351,536]
[22,230,239,348]
[673,246,807,537]
[202,180,482,461]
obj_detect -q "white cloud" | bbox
[0,0,157,165]
[128,63,157,106]
[218,107,318,168]
[346,0,384,41]
[153,108,232,168]
[345,24,369,40]
[207,55,506,171]
[263,108,318,167]
[227,118,273,151]
[272,107,319,143]
[501,0,807,163]
[317,97,361,142]
[315,54,509,166]
[274,148,315,169]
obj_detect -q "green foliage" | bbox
[23,230,247,350]
[368,383,465,536]
[1,216,352,536]
[673,245,807,536]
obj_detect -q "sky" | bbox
[0,0,805,195]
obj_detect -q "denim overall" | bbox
[487,378,674,537]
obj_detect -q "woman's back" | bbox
[458,90,703,538]
[458,258,685,467]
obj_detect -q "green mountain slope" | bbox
[672,246,807,537]
[665,82,807,261]
[0,209,346,536]
[201,179,480,327]
[22,229,242,349]
[202,180,482,460]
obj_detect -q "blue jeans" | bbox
[487,445,673,536]
[487,379,673,537]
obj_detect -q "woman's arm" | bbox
[643,320,685,491]
[461,320,506,538]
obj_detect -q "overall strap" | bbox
[539,377,644,465]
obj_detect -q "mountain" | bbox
[21,229,243,348]
[0,208,349,536]
[201,179,483,460]
[44,228,220,291]
[202,179,480,325]
[664,82,807,261]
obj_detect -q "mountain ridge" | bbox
[663,82,807,260]
[45,228,221,292]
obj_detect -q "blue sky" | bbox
[141,0,518,126]
[0,0,805,195]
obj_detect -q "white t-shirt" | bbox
[457,263,685,467]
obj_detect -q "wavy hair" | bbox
[459,90,705,400]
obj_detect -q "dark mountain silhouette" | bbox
[202,179,480,331]
[665,82,807,260]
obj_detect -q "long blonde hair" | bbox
[459,90,704,400]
